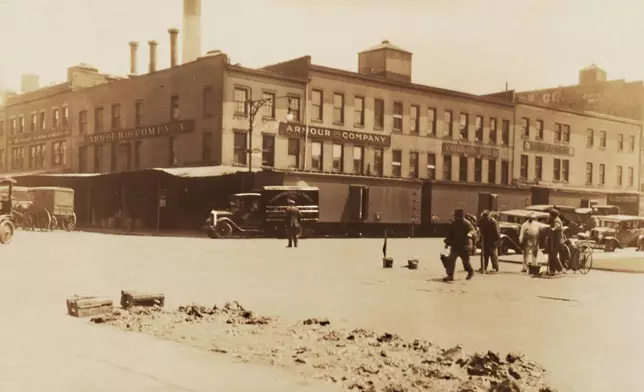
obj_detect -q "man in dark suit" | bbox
[284,199,302,248]
[443,208,476,282]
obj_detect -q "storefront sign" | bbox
[441,142,499,158]
[8,129,71,145]
[83,120,195,145]
[278,122,391,147]
[523,140,575,156]
[607,193,639,205]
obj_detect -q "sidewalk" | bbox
[79,227,204,239]
[499,253,644,274]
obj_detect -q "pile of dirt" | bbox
[90,303,557,392]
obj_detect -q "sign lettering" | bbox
[278,122,391,147]
[441,142,499,158]
[83,120,195,145]
[607,194,639,204]
[523,140,575,156]
[8,129,72,145]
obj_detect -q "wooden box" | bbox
[120,290,165,309]
[66,296,113,318]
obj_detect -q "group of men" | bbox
[442,207,567,281]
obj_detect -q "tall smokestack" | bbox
[148,40,158,73]
[182,0,201,63]
[129,41,139,75]
[168,28,179,67]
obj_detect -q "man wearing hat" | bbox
[477,210,500,273]
[443,208,476,282]
[519,212,541,273]
[546,208,565,275]
[284,198,302,248]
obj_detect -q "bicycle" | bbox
[558,238,594,274]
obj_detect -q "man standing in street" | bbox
[519,212,541,273]
[477,210,500,274]
[547,209,565,275]
[284,199,302,248]
[443,208,476,282]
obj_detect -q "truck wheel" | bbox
[604,241,616,252]
[215,222,233,239]
[0,221,14,244]
[206,228,217,239]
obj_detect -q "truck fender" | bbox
[216,217,243,232]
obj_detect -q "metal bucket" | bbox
[408,259,419,270]
[383,257,394,268]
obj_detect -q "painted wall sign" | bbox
[441,142,499,158]
[83,120,195,145]
[607,193,639,205]
[523,140,575,156]
[278,122,391,147]
[8,129,72,145]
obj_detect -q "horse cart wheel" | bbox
[36,209,52,231]
[578,245,593,274]
[0,220,15,244]
[50,215,58,231]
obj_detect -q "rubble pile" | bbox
[90,303,557,392]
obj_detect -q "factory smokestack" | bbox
[182,0,201,63]
[148,40,158,73]
[128,41,139,75]
[168,28,179,67]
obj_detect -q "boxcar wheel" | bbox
[215,221,233,238]
[0,221,14,244]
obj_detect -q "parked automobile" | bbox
[493,209,550,255]
[577,214,644,252]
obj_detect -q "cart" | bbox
[0,177,17,244]
[28,187,76,231]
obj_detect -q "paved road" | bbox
[500,247,644,273]
[1,232,643,392]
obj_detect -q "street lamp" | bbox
[246,96,293,172]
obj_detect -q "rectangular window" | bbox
[410,105,419,133]
[333,93,344,124]
[311,90,323,121]
[501,160,509,185]
[536,120,544,140]
[288,97,301,122]
[261,134,275,167]
[18,116,24,134]
[9,118,16,136]
[28,146,35,169]
[562,124,570,143]
[135,100,143,126]
[474,158,482,182]
[474,115,483,141]
[111,104,121,129]
[521,117,529,138]
[628,167,634,187]
[170,95,180,120]
[52,109,59,129]
[392,149,402,177]
[332,143,344,173]
[203,86,214,117]
[520,154,528,179]
[94,145,103,172]
[501,120,510,145]
[311,141,323,171]
[262,92,275,119]
[409,151,419,178]
[443,155,452,181]
[353,146,364,174]
[535,156,543,180]
[555,123,562,142]
[618,134,624,151]
[29,113,36,132]
[202,131,212,162]
[287,138,300,169]
[62,107,69,127]
[94,107,103,132]
[562,159,570,182]
[374,99,385,129]
[168,137,177,166]
[458,156,468,182]
[459,113,468,140]
[0,120,4,136]
[600,131,607,148]
[586,129,594,147]
[553,158,561,181]
[489,118,497,144]
[427,153,436,180]
[233,132,247,166]
[393,102,403,131]
[617,165,623,186]
[134,141,142,169]
[52,141,67,166]
[234,88,248,115]
[0,149,5,171]
[599,163,605,185]
[11,147,24,170]
[39,112,46,131]
[630,135,636,152]
[354,96,365,126]
[488,159,497,184]
[444,110,453,137]
[78,146,87,173]
[427,108,437,136]
[586,162,593,185]
[373,148,384,176]
[79,110,87,134]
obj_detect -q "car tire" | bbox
[499,238,510,255]
[604,241,616,252]
[0,220,14,244]
[215,221,234,239]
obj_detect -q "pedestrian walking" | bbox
[546,209,565,275]
[477,210,500,274]
[284,199,302,248]
[519,212,540,273]
[442,208,476,282]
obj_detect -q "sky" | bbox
[1,0,644,95]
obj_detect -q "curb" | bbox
[499,258,644,274]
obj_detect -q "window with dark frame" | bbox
[427,108,436,136]
[587,129,594,147]
[202,131,212,162]
[458,156,467,182]
[427,153,436,180]
[489,118,497,144]
[599,163,605,185]
[94,107,103,132]
[392,150,402,177]
[29,113,36,132]
[520,155,528,179]
[353,146,364,174]
[374,99,385,129]
[536,120,544,140]
[393,102,403,131]
[0,149,5,171]
[488,159,496,184]
[354,96,365,126]
[521,117,529,138]
[94,145,103,172]
[535,156,543,180]
[203,86,214,118]
[554,158,561,181]
[630,135,636,152]
[600,130,607,148]
[459,113,468,140]
[501,160,509,185]
[79,111,87,134]
[562,159,569,182]
[0,120,4,136]
[618,134,624,150]
[444,110,453,137]
[311,141,323,171]
[52,140,67,166]
[261,134,275,167]
[501,119,510,145]
[409,152,419,178]
[617,165,623,186]
[443,155,452,181]
[373,148,384,175]
[234,88,248,115]
[18,116,24,134]
[474,115,483,141]
[555,123,562,142]
[52,109,59,128]
[39,112,46,131]
[586,162,593,185]
[628,167,634,187]
[410,105,419,133]
[79,146,87,172]
[287,138,300,169]
[311,90,323,121]
[171,95,180,121]
[562,124,570,143]
[233,132,247,166]
[474,158,482,182]
[135,100,143,126]
[111,104,121,129]
[262,92,275,119]
[62,107,69,127]
[332,143,344,173]
[333,93,344,124]
[288,97,301,122]
[9,118,15,136]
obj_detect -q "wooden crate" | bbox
[66,296,113,318]
[120,290,165,309]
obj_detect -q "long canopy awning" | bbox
[9,165,262,180]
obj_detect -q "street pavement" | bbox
[499,247,644,273]
[1,232,643,392]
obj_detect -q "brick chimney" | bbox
[148,40,158,73]
[168,28,179,67]
[128,41,139,75]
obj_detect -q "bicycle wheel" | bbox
[578,245,593,274]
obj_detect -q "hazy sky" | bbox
[1,0,643,95]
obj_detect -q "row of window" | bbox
[1,107,70,136]
[586,128,636,151]
[233,87,302,122]
[9,141,68,170]
[585,162,635,187]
